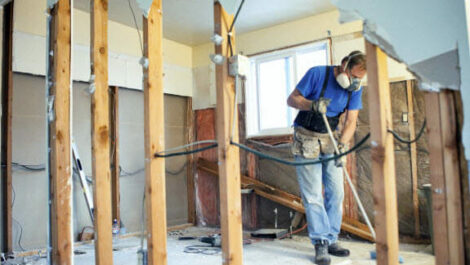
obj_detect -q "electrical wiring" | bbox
[388,119,427,144]
[227,0,245,57]
[127,0,143,55]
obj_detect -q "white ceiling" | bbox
[74,0,336,46]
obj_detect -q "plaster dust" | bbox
[15,227,434,265]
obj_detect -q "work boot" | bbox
[328,242,350,257]
[314,240,331,265]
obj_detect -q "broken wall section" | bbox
[332,0,470,159]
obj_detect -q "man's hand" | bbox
[311,97,331,114]
[335,142,349,167]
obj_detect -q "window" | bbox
[245,41,330,137]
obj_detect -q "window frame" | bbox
[245,41,330,138]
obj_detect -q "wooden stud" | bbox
[110,86,120,223]
[425,91,465,264]
[143,1,168,264]
[406,80,420,238]
[424,92,449,264]
[439,91,464,265]
[365,41,399,265]
[1,1,13,253]
[48,0,73,263]
[186,98,196,224]
[214,2,244,264]
[90,0,113,264]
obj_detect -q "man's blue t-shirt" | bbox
[294,66,363,119]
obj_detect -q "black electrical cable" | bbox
[154,143,218,158]
[11,162,45,171]
[230,133,370,166]
[227,0,245,57]
[388,119,426,144]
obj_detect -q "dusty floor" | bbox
[8,227,434,265]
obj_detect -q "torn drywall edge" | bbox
[217,0,242,14]
[47,0,58,9]
[136,0,153,18]
[334,6,460,93]
[0,0,12,7]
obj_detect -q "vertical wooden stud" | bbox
[425,90,465,265]
[365,41,399,265]
[406,80,420,238]
[48,0,73,263]
[186,98,196,224]
[1,0,13,254]
[91,0,113,264]
[214,2,243,264]
[110,86,120,223]
[143,1,168,264]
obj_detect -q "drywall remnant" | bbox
[136,0,153,18]
[217,0,242,14]
[47,0,58,9]
[332,0,470,159]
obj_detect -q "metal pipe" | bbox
[321,114,376,240]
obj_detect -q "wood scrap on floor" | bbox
[197,158,375,242]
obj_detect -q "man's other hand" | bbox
[335,142,349,167]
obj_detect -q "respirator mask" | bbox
[336,53,364,92]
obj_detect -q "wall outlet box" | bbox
[229,54,250,77]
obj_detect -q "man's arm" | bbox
[287,89,313,111]
[339,109,359,145]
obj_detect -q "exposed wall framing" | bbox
[214,2,244,264]
[143,0,168,264]
[424,90,465,264]
[48,0,73,263]
[186,98,196,224]
[1,0,13,254]
[90,0,113,263]
[405,80,420,238]
[109,86,120,223]
[365,41,399,264]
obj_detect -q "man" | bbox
[287,51,366,265]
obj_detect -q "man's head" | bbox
[341,51,367,79]
[336,51,366,92]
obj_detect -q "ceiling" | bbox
[74,0,336,46]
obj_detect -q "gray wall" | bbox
[9,73,189,250]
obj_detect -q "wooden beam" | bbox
[425,91,465,264]
[405,80,420,238]
[424,92,449,263]
[109,86,120,223]
[197,158,375,242]
[439,91,465,265]
[214,3,243,264]
[90,1,113,264]
[1,1,13,253]
[143,1,168,264]
[365,41,399,265]
[186,98,196,224]
[48,0,73,263]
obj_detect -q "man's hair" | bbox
[341,51,366,70]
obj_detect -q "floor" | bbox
[7,227,434,265]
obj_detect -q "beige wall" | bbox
[13,0,193,95]
[192,10,414,110]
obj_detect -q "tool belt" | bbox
[291,126,336,159]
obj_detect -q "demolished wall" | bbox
[332,0,470,159]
